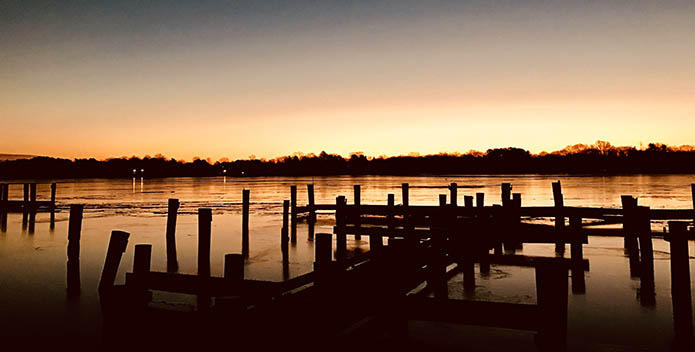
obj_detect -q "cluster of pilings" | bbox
[0,182,57,233]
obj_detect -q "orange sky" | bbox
[1,1,694,161]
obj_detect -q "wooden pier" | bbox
[0,182,57,212]
[94,181,695,350]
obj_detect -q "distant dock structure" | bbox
[0,182,57,213]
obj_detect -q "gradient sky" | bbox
[1,0,694,161]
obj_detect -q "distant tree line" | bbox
[2,141,695,179]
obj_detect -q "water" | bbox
[0,175,694,350]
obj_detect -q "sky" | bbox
[1,0,694,161]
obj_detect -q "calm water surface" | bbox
[1,175,694,350]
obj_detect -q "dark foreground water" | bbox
[0,175,693,350]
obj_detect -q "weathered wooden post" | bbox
[198,208,212,278]
[314,233,333,286]
[165,198,179,272]
[282,200,289,263]
[621,195,640,277]
[667,221,693,349]
[636,206,655,306]
[402,183,409,206]
[29,183,37,204]
[476,192,484,208]
[28,183,37,232]
[335,196,347,260]
[98,230,130,294]
[198,208,213,311]
[429,201,449,299]
[501,183,512,206]
[290,185,297,243]
[387,194,395,239]
[439,194,446,206]
[224,253,244,282]
[307,184,316,232]
[50,183,57,204]
[133,244,152,306]
[449,183,457,206]
[464,195,473,208]
[492,204,503,255]
[242,190,250,256]
[66,204,84,297]
[569,216,585,294]
[23,183,29,204]
[0,184,7,232]
[552,181,565,254]
[22,183,29,229]
[353,185,361,240]
[535,263,569,351]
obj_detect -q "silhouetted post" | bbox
[307,184,316,233]
[636,206,655,306]
[66,204,84,297]
[464,195,473,208]
[224,254,244,282]
[476,192,490,274]
[165,198,179,272]
[29,183,37,204]
[402,183,409,206]
[290,185,297,243]
[353,185,361,240]
[667,221,693,349]
[133,244,152,306]
[98,230,130,294]
[197,208,212,311]
[23,183,29,203]
[691,184,695,226]
[314,233,333,285]
[242,190,250,256]
[22,183,28,228]
[535,263,568,351]
[282,200,289,263]
[387,194,395,239]
[198,208,212,278]
[476,192,484,208]
[28,183,37,232]
[569,216,585,294]
[335,196,347,261]
[552,181,565,254]
[621,196,640,277]
[492,204,503,255]
[501,183,512,206]
[429,202,449,299]
[439,194,446,206]
[0,184,6,232]
[50,183,57,204]
[449,183,457,206]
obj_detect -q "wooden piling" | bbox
[67,204,84,296]
[290,185,297,243]
[429,202,449,299]
[569,216,585,294]
[98,230,130,294]
[29,183,37,204]
[282,200,289,263]
[242,190,250,256]
[552,181,565,254]
[23,183,29,204]
[636,206,655,306]
[476,192,484,208]
[198,208,212,278]
[133,244,152,306]
[314,233,333,285]
[307,184,316,240]
[354,185,361,240]
[402,183,409,206]
[439,194,447,207]
[449,183,457,206]
[387,194,395,239]
[621,196,640,277]
[335,196,347,260]
[501,183,512,206]
[464,196,473,208]
[224,254,244,282]
[165,198,180,272]
[50,183,57,204]
[668,221,693,349]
